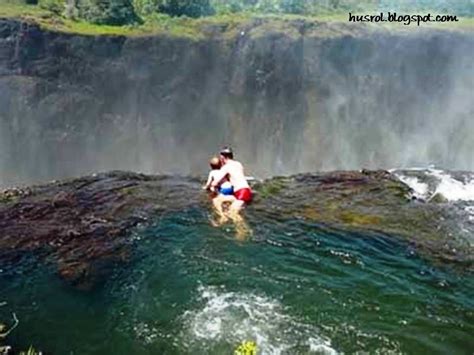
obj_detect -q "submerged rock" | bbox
[0,170,471,289]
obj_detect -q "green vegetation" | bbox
[158,0,214,18]
[0,3,252,37]
[0,0,472,36]
[77,0,141,25]
[38,0,63,14]
[254,177,288,199]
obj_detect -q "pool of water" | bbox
[1,208,473,354]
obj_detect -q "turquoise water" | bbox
[1,208,473,354]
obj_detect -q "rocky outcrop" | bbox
[0,18,473,185]
[0,171,203,289]
[0,170,471,289]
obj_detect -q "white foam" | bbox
[133,322,159,344]
[394,168,474,202]
[428,170,474,201]
[389,166,435,173]
[395,175,429,199]
[181,285,336,354]
[308,338,338,354]
[465,206,474,221]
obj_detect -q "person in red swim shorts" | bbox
[211,147,253,223]
[234,186,252,204]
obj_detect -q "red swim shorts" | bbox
[234,188,252,203]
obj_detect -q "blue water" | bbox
[1,208,473,354]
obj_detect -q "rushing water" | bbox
[1,23,473,187]
[1,207,473,354]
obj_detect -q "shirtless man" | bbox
[211,147,252,215]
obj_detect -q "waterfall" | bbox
[0,19,473,185]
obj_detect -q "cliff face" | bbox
[0,18,473,185]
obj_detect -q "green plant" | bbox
[158,0,214,18]
[78,0,142,25]
[38,0,64,14]
[211,0,257,14]
[132,0,161,16]
[280,0,307,14]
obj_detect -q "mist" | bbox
[0,19,473,186]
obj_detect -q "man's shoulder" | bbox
[225,160,241,170]
[230,160,243,167]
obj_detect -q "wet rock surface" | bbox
[0,170,472,290]
[0,171,203,289]
[254,170,473,268]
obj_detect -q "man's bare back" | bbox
[211,148,252,211]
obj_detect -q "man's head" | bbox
[209,156,221,169]
[219,147,233,163]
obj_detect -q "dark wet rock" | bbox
[0,170,472,289]
[51,190,76,207]
[252,170,473,269]
[0,171,202,289]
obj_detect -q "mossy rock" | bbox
[0,193,19,204]
[254,177,288,199]
[0,187,31,204]
[339,211,382,225]
[429,193,448,203]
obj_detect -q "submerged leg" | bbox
[211,195,236,226]
[228,200,252,240]
[212,196,228,225]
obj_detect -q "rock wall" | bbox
[0,18,473,185]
